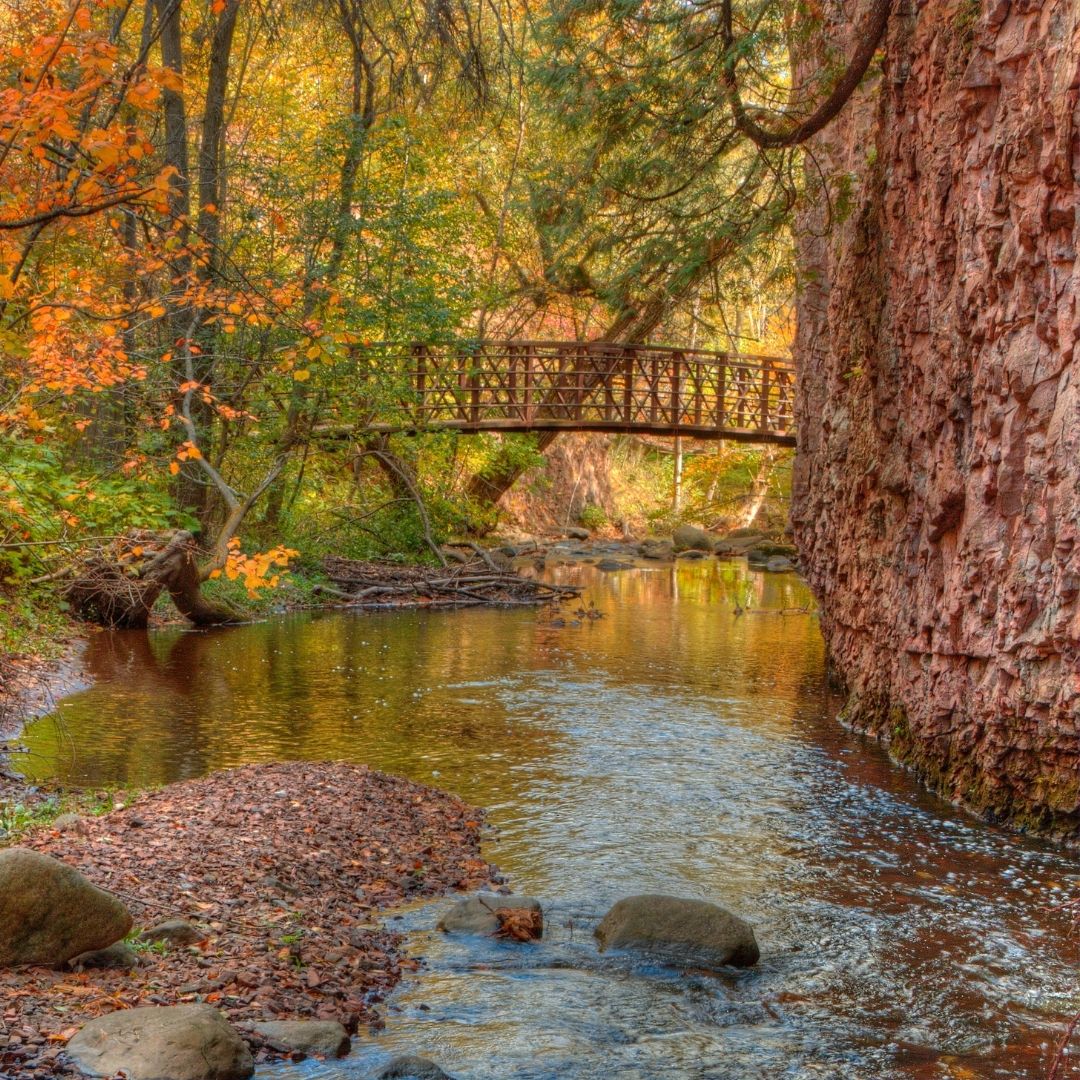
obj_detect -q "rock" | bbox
[438,893,543,937]
[376,1055,455,1080]
[0,849,132,967]
[596,559,631,571]
[595,894,759,969]
[676,549,708,560]
[66,1004,254,1080]
[765,556,795,572]
[671,524,713,552]
[140,918,205,946]
[638,538,673,560]
[565,527,590,540]
[251,1020,350,1058]
[725,527,764,540]
[69,942,139,971]
[746,542,798,564]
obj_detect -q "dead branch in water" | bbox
[318,555,580,610]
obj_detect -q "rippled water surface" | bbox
[22,560,1080,1078]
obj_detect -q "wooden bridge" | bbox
[348,340,796,445]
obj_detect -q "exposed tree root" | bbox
[64,531,241,629]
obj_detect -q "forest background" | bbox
[0,0,865,652]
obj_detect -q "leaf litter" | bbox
[0,760,497,1077]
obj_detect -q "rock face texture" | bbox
[792,0,1080,832]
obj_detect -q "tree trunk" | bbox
[65,532,241,629]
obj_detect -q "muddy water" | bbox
[20,560,1080,1078]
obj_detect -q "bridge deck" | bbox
[350,340,796,445]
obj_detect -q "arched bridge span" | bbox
[351,340,796,445]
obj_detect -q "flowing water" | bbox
[19,559,1080,1079]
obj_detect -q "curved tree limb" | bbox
[720,0,893,149]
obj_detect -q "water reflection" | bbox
[21,561,1080,1078]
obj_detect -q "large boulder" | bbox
[66,1004,254,1080]
[0,849,132,967]
[671,525,713,553]
[595,895,759,969]
[438,894,543,938]
[251,1019,350,1058]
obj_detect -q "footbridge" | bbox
[347,340,796,445]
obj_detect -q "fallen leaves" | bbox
[2,761,497,1078]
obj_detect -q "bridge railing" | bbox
[351,340,795,443]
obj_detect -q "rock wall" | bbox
[792,0,1080,832]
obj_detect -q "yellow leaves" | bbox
[292,369,311,382]
[175,441,202,464]
[220,539,298,597]
[128,79,163,111]
[154,67,185,93]
[169,461,180,475]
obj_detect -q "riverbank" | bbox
[0,636,90,809]
[0,760,497,1078]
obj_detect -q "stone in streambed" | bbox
[438,893,543,937]
[746,541,798,566]
[672,525,714,552]
[0,848,132,967]
[376,1055,455,1080]
[765,555,796,572]
[596,559,632,571]
[251,1020,350,1058]
[595,894,759,969]
[66,1004,254,1080]
[638,538,673,560]
[140,917,205,946]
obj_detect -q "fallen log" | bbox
[319,556,580,610]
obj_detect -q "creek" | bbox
[20,559,1080,1078]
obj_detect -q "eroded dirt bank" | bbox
[0,761,494,1077]
[793,0,1079,832]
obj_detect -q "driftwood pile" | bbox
[319,555,580,610]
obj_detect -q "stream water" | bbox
[19,559,1080,1079]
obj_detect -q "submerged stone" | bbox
[438,893,543,937]
[595,894,759,969]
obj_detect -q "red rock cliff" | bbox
[792,0,1080,832]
